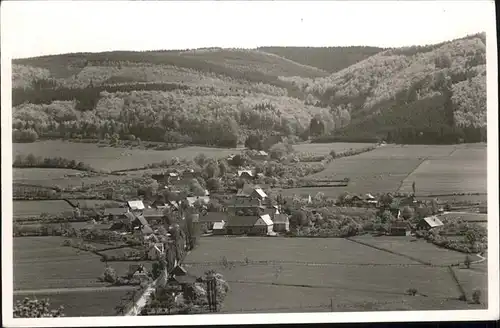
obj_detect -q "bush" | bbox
[472,289,481,304]
[101,265,118,283]
[406,288,418,296]
[14,297,64,318]
[13,128,38,143]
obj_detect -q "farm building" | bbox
[261,206,280,219]
[151,199,166,209]
[212,221,226,235]
[250,188,268,201]
[199,212,229,229]
[103,207,129,220]
[143,208,164,224]
[128,200,145,211]
[238,170,255,180]
[225,216,259,235]
[389,221,412,236]
[343,195,365,207]
[273,213,290,232]
[417,216,444,230]
[252,214,274,235]
[186,196,210,207]
[252,150,269,160]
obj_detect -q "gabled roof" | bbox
[258,150,268,156]
[213,221,226,230]
[390,221,410,229]
[273,213,289,224]
[258,214,273,226]
[104,208,128,216]
[261,207,278,217]
[152,199,166,207]
[172,274,198,285]
[124,212,136,222]
[143,208,164,218]
[422,216,444,228]
[199,211,228,222]
[171,265,188,276]
[226,216,259,228]
[186,196,210,207]
[128,200,145,210]
[135,215,149,226]
[238,170,254,177]
[253,188,268,199]
[365,193,376,200]
[142,224,154,235]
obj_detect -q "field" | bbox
[184,237,487,312]
[439,212,487,223]
[293,142,375,156]
[14,288,131,317]
[281,144,487,199]
[13,168,126,189]
[13,200,74,218]
[349,235,480,266]
[13,141,241,172]
[13,237,152,290]
[398,143,487,195]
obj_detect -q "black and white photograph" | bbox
[1,1,498,326]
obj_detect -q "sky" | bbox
[1,1,494,59]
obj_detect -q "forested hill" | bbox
[284,32,487,144]
[258,46,385,73]
[12,33,486,147]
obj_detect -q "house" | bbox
[252,150,269,160]
[103,207,129,220]
[225,216,259,235]
[273,213,289,232]
[151,199,166,209]
[238,170,255,180]
[252,214,273,235]
[212,221,226,235]
[127,200,145,211]
[418,216,444,230]
[261,206,279,219]
[186,196,210,207]
[388,199,401,219]
[147,242,165,260]
[143,208,164,225]
[343,195,364,207]
[250,188,268,201]
[128,264,149,281]
[389,221,411,236]
[199,212,229,229]
[365,194,378,206]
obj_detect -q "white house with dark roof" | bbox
[212,221,226,235]
[418,216,444,230]
[251,188,268,201]
[127,200,145,211]
[253,214,273,235]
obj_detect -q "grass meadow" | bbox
[184,236,486,312]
